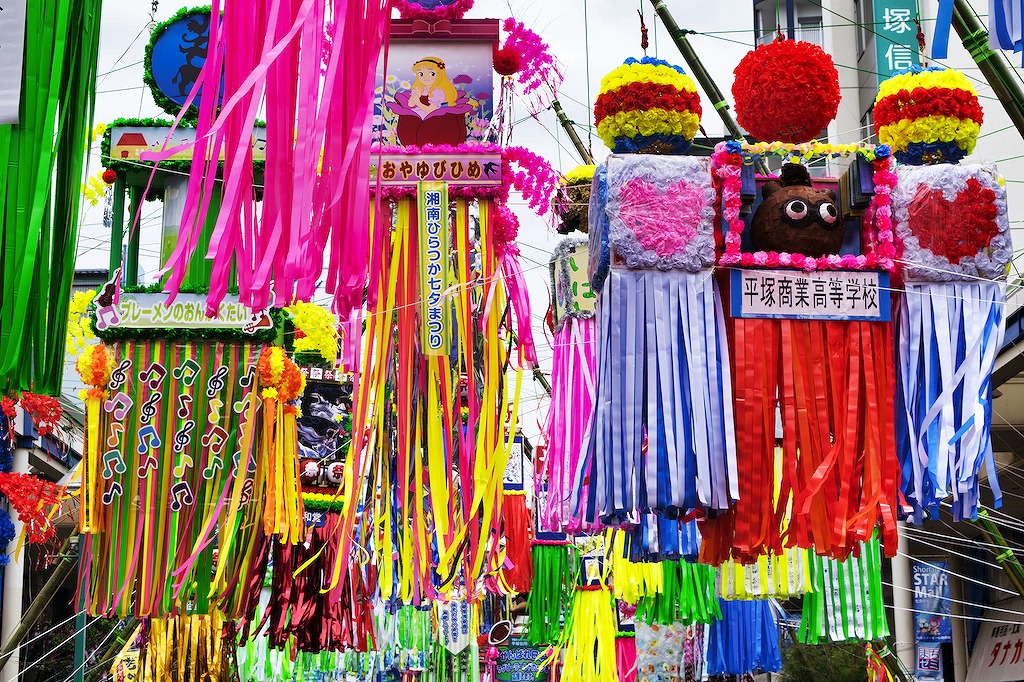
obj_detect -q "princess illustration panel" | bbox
[375,20,499,147]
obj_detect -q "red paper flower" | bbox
[101,169,118,185]
[908,178,999,264]
[732,39,841,143]
[0,472,62,544]
[0,397,14,419]
[493,47,522,76]
[18,393,62,437]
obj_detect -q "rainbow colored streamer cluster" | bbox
[594,57,701,154]
[874,66,983,165]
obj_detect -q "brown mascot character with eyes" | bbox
[749,163,843,258]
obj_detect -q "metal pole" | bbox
[974,510,1024,598]
[124,186,143,287]
[551,99,594,165]
[952,0,1024,143]
[108,177,126,280]
[648,0,769,174]
[0,532,79,672]
[74,589,86,682]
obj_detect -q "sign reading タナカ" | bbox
[730,269,890,322]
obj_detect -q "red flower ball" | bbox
[101,169,117,184]
[493,47,522,76]
[732,39,841,143]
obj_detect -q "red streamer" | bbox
[500,493,534,593]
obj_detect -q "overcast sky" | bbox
[82,0,753,425]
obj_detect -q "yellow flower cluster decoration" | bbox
[285,301,339,365]
[876,116,981,156]
[743,141,881,161]
[594,57,702,153]
[80,172,107,207]
[66,289,96,356]
[598,62,697,95]
[562,164,597,186]
[875,68,977,101]
[596,109,700,149]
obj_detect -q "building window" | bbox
[797,17,824,46]
[862,109,876,144]
[855,0,874,58]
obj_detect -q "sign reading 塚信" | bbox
[375,153,502,186]
[0,0,26,124]
[730,269,891,321]
[874,0,921,80]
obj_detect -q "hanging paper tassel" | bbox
[706,599,782,676]
[543,237,598,534]
[607,530,662,605]
[615,634,637,682]
[629,514,702,563]
[574,155,738,527]
[500,492,534,593]
[720,547,812,600]
[140,612,233,682]
[527,543,572,646]
[896,282,1006,521]
[542,586,620,682]
[799,532,889,644]
[257,347,307,544]
[634,560,721,626]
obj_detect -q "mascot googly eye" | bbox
[750,163,844,258]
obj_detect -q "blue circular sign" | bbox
[144,8,223,116]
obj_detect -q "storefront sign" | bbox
[0,0,26,124]
[109,126,267,164]
[966,616,1024,682]
[418,182,450,355]
[375,153,502,186]
[730,269,890,321]
[108,293,272,333]
[874,0,921,80]
[916,644,943,680]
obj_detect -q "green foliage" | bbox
[781,641,869,682]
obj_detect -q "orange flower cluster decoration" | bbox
[256,347,306,402]
[75,344,114,396]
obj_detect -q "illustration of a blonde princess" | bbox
[409,57,458,116]
[388,55,473,146]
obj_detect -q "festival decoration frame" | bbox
[713,140,898,273]
[142,5,217,120]
[375,18,499,148]
[892,163,1010,282]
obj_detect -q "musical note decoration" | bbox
[76,339,307,617]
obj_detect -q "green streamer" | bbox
[636,560,721,625]
[799,532,890,643]
[0,0,104,394]
[527,544,572,645]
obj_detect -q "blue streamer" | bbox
[706,599,782,676]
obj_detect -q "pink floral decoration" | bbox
[393,0,474,21]
[501,18,563,114]
[710,142,897,273]
[617,178,702,258]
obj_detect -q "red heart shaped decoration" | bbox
[907,177,999,264]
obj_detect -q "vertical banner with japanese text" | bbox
[913,561,951,681]
[418,181,450,356]
[874,0,921,80]
[0,0,27,124]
